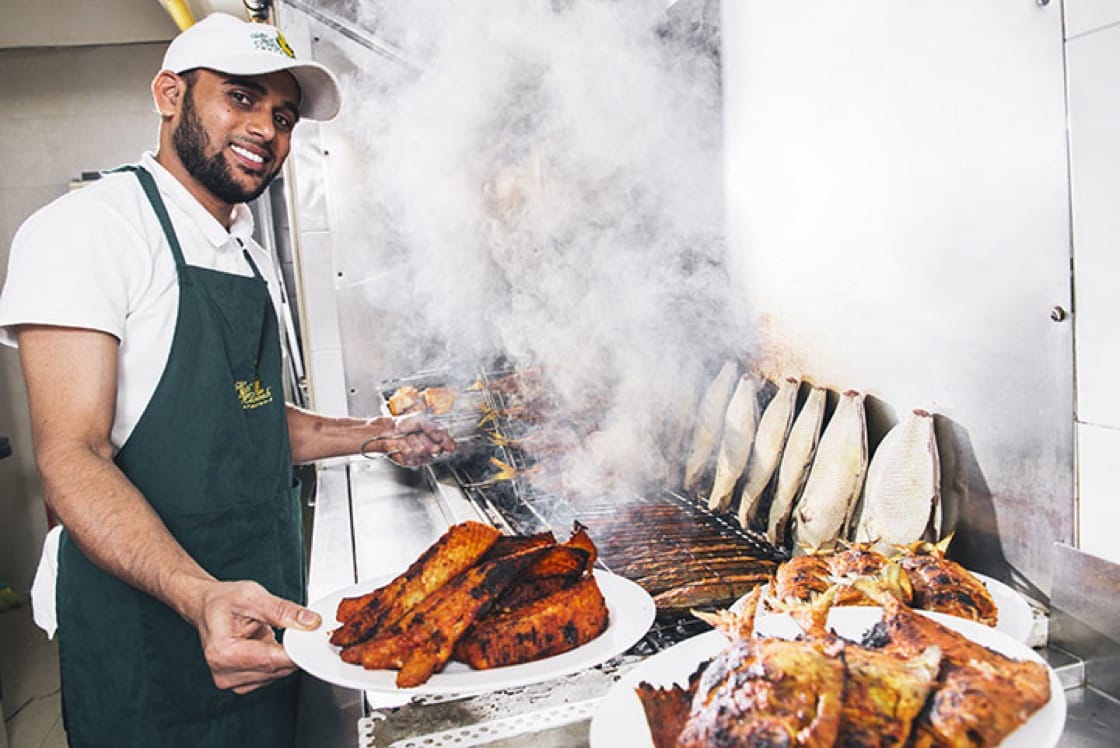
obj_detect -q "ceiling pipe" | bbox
[243,0,273,23]
[158,1,274,30]
[160,0,197,31]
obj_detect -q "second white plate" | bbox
[590,606,1065,748]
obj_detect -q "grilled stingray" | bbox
[766,385,827,545]
[683,361,739,494]
[708,373,760,512]
[738,376,799,528]
[853,408,941,550]
[793,389,869,553]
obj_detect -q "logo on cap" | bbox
[250,30,296,59]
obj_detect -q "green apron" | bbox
[56,166,304,747]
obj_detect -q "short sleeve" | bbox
[0,186,148,347]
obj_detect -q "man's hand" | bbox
[192,579,321,694]
[370,414,457,468]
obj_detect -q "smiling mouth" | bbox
[230,143,269,171]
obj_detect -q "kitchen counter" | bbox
[297,458,1120,747]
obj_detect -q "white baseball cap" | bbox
[160,13,341,121]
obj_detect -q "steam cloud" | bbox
[333,0,741,499]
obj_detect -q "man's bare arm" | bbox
[17,324,319,693]
[286,403,456,466]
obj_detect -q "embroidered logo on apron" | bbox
[235,378,274,409]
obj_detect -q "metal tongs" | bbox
[359,433,477,464]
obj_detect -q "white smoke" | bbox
[333,0,740,497]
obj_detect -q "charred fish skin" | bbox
[853,408,941,550]
[708,374,760,512]
[738,376,799,528]
[898,549,998,626]
[765,385,827,546]
[792,390,869,554]
[683,361,739,494]
[677,636,846,748]
[837,644,942,748]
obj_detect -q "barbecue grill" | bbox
[294,364,800,746]
[374,367,789,619]
[272,2,1120,745]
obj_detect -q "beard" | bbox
[172,86,276,205]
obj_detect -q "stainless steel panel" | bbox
[305,462,355,602]
[349,458,454,582]
[1050,542,1120,698]
[1061,686,1120,747]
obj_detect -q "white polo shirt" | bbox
[0,152,284,450]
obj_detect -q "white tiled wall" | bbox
[1067,17,1120,564]
[1064,0,1120,39]
[1075,424,1120,562]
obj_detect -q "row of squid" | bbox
[683,362,941,554]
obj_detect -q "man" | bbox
[0,13,454,747]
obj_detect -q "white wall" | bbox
[0,42,168,590]
[0,0,177,49]
[1066,2,1120,564]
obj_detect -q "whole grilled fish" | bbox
[708,374,760,512]
[853,408,941,550]
[792,390,868,553]
[765,386,827,545]
[683,361,738,494]
[738,377,799,527]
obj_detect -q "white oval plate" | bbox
[973,571,1034,643]
[590,606,1065,748]
[285,570,655,695]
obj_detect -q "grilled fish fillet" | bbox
[484,531,557,560]
[708,373,760,512]
[488,543,591,612]
[453,574,609,668]
[331,521,501,647]
[683,361,738,494]
[854,408,941,550]
[738,377,799,527]
[341,548,542,687]
[766,385,827,545]
[792,390,868,553]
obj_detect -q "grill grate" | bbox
[379,366,788,648]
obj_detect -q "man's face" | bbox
[172,69,301,204]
